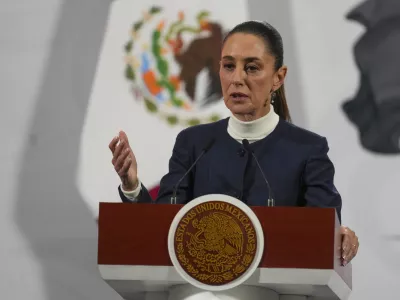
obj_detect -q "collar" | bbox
[227,105,280,142]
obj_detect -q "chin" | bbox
[227,103,254,115]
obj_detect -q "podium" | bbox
[98,202,352,300]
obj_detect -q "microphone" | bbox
[242,139,275,207]
[170,138,215,204]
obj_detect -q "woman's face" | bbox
[219,33,286,121]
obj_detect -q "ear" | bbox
[272,65,287,91]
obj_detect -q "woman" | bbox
[109,20,359,265]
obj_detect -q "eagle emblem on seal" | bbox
[174,201,257,285]
[188,212,244,264]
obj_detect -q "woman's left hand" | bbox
[340,226,359,266]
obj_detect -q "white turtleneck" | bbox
[227,105,280,143]
[122,105,280,199]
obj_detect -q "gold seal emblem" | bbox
[173,201,257,286]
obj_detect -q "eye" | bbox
[245,64,259,73]
[223,63,235,71]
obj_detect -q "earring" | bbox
[271,91,276,104]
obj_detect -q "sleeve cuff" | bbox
[120,179,142,201]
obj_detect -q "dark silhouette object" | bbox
[342,0,400,154]
[174,22,223,105]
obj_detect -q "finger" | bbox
[340,226,358,266]
[343,245,353,263]
[343,245,357,265]
[352,237,359,257]
[343,237,359,265]
[119,131,130,146]
[114,148,130,170]
[118,156,132,177]
[340,226,349,235]
[343,242,353,259]
[341,235,352,262]
[342,232,351,252]
[109,136,119,153]
[112,140,127,164]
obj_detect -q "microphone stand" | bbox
[242,139,275,207]
[170,139,215,204]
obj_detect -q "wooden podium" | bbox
[98,203,352,300]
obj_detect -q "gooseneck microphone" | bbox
[242,139,275,207]
[170,139,215,204]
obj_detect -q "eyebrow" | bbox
[222,55,262,63]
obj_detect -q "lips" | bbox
[230,92,249,101]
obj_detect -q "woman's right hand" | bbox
[109,131,138,191]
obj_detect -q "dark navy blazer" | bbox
[118,118,342,222]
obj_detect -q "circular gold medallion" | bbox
[173,200,258,286]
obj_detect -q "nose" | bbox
[231,67,246,86]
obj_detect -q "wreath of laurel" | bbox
[124,6,222,127]
[176,240,255,284]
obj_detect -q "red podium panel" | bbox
[98,203,351,299]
